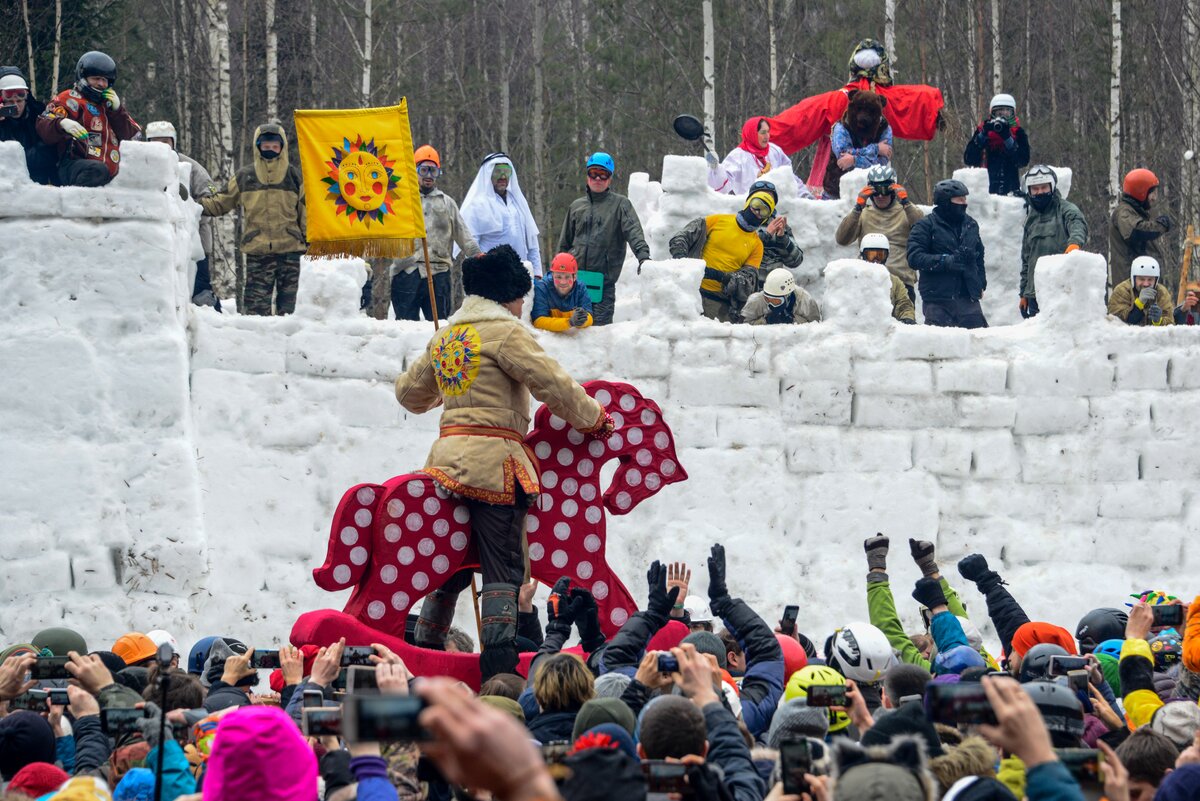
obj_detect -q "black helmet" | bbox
[748,179,778,204]
[75,51,117,103]
[932,179,969,206]
[1024,680,1085,746]
[1018,643,1068,683]
[1075,608,1128,654]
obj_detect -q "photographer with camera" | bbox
[964,93,1030,196]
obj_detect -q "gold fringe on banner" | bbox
[305,238,419,260]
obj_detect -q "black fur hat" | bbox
[463,244,533,304]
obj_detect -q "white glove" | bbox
[704,150,720,169]
[103,88,120,111]
[60,118,88,140]
[1138,286,1157,305]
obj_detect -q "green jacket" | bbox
[866,576,968,671]
[1107,279,1174,326]
[1108,194,1171,287]
[558,189,650,283]
[201,122,307,255]
[1020,192,1087,297]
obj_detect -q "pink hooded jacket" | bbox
[203,706,317,801]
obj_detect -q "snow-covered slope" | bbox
[2,141,1197,661]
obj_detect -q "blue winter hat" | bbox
[933,645,986,676]
[187,636,219,675]
[113,767,155,801]
[585,152,615,175]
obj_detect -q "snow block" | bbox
[1012,397,1090,434]
[1167,351,1200,389]
[824,260,893,332]
[970,430,1021,479]
[295,257,371,322]
[668,368,778,407]
[1020,436,1138,483]
[854,360,934,395]
[913,430,974,478]
[781,380,854,426]
[1010,358,1113,397]
[1115,353,1169,390]
[957,395,1018,428]
[886,326,972,360]
[1033,251,1109,326]
[854,394,956,429]
[786,427,912,474]
[934,359,1009,394]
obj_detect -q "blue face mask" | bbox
[259,148,281,160]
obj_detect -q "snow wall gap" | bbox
[2,140,1199,657]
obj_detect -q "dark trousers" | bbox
[244,253,301,316]
[592,278,618,326]
[392,270,450,322]
[26,143,57,185]
[922,297,988,329]
[58,159,111,187]
[192,257,222,311]
[1020,297,1040,319]
[415,491,528,678]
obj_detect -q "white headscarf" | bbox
[459,153,540,254]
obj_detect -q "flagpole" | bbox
[422,238,440,328]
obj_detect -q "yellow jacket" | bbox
[395,295,605,504]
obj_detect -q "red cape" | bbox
[767,79,944,155]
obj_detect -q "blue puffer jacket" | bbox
[1024,760,1086,801]
[716,595,784,738]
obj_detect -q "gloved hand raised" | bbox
[60,118,89,140]
[569,308,589,327]
[103,88,121,111]
[912,577,949,611]
[1148,304,1163,323]
[1155,215,1172,232]
[570,587,606,652]
[957,554,992,583]
[547,576,573,625]
[645,561,681,622]
[890,183,909,204]
[1138,286,1158,305]
[855,186,875,208]
[863,534,889,572]
[706,543,728,602]
[909,538,939,578]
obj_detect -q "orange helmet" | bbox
[1122,168,1158,202]
[112,632,157,665]
[414,144,441,168]
[550,253,578,274]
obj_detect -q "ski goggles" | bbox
[416,164,439,177]
[862,248,888,264]
[746,197,773,219]
[491,165,512,179]
[1,88,28,102]
[586,169,612,181]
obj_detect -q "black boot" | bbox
[479,582,518,680]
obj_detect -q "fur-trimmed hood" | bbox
[448,294,521,327]
[929,736,999,793]
[832,735,938,801]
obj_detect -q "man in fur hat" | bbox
[394,244,613,679]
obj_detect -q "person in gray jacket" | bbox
[558,152,650,325]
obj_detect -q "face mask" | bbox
[938,203,967,223]
[1029,193,1053,212]
[259,148,280,160]
[736,208,762,232]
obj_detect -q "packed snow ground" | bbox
[1,140,1197,663]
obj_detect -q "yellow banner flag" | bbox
[294,101,426,258]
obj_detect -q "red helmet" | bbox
[775,632,809,680]
[1122,168,1158,202]
[550,252,578,274]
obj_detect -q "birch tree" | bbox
[1109,0,1122,206]
[884,0,896,65]
[990,0,1002,96]
[265,0,278,120]
[703,0,716,154]
[20,0,36,97]
[1184,0,1199,238]
[206,0,237,299]
[531,0,547,245]
[51,0,61,94]
[768,0,778,111]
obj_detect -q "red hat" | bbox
[8,762,70,797]
[550,253,578,274]
[1122,168,1159,202]
[776,632,809,680]
[1010,621,1077,659]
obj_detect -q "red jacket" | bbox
[36,87,140,176]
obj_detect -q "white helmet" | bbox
[684,595,713,623]
[145,120,177,143]
[146,629,179,651]
[0,73,29,93]
[956,616,983,652]
[763,268,795,298]
[860,232,890,256]
[829,622,896,684]
[1131,256,1160,284]
[1023,164,1057,193]
[989,93,1016,112]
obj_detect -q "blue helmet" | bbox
[187,636,220,675]
[932,645,986,676]
[1093,638,1124,661]
[586,152,615,175]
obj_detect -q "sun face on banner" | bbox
[323,136,401,226]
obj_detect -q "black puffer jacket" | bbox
[907,206,987,302]
[0,96,45,149]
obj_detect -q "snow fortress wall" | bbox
[2,140,1198,655]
